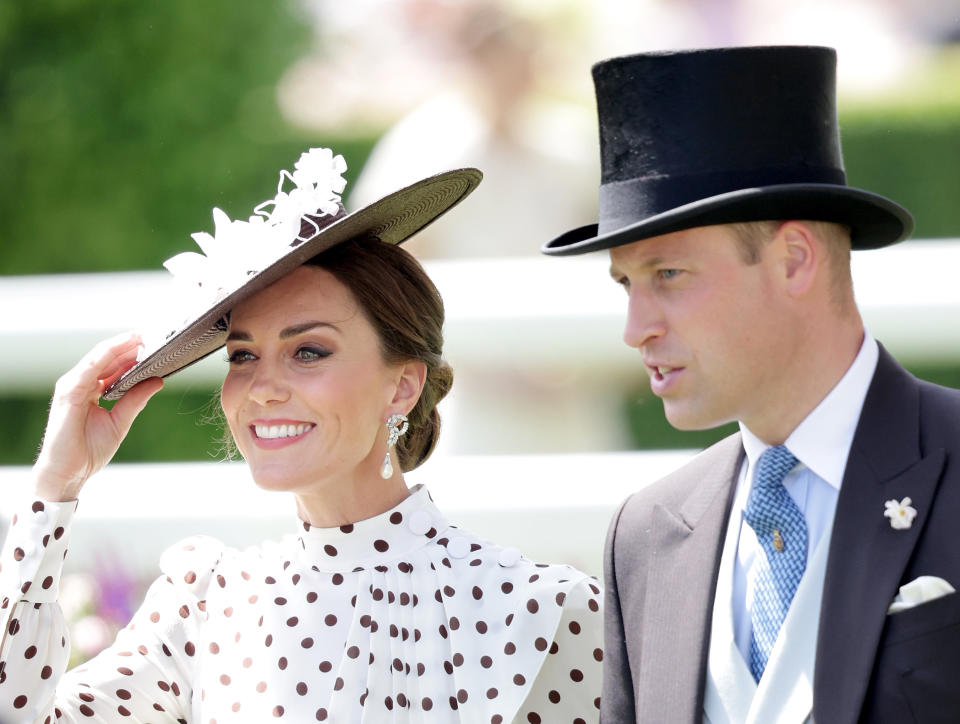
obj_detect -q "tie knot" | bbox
[754,445,799,490]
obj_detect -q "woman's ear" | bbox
[389,360,428,417]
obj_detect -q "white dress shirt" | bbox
[729,332,879,662]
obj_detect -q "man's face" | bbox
[609,224,789,433]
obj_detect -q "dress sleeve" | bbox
[0,500,220,723]
[514,576,603,724]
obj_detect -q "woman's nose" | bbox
[247,357,291,405]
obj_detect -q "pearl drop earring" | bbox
[380,413,409,479]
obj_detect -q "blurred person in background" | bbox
[0,149,602,722]
[543,46,960,722]
[347,0,598,259]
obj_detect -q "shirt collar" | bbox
[739,331,879,490]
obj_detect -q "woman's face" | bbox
[221,265,405,494]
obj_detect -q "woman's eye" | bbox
[227,349,256,364]
[294,346,330,361]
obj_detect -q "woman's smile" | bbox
[249,419,316,449]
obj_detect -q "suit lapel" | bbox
[639,434,743,723]
[813,346,947,723]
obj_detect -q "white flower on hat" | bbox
[160,148,347,317]
[292,147,348,194]
[883,497,917,530]
[255,147,347,243]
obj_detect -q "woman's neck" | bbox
[293,471,411,529]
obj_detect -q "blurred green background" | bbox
[2,4,960,463]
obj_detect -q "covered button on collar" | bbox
[446,536,471,559]
[408,510,433,536]
[498,547,522,567]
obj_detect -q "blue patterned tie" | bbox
[744,445,806,682]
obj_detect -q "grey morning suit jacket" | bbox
[601,345,960,724]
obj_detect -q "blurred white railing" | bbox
[4,240,960,391]
[0,451,697,579]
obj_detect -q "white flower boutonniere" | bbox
[884,497,918,530]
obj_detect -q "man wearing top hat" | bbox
[543,46,960,723]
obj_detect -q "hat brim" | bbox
[103,167,482,400]
[541,183,914,256]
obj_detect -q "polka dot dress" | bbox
[0,485,602,722]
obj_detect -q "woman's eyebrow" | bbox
[280,321,341,339]
[226,321,341,343]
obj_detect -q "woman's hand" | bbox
[32,333,164,502]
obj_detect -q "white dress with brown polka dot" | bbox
[0,485,602,722]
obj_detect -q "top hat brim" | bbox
[541,183,914,256]
[103,167,482,400]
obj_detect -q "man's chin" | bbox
[662,403,732,432]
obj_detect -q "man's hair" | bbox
[729,220,854,309]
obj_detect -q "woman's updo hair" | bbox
[306,236,452,472]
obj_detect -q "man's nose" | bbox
[622,289,666,350]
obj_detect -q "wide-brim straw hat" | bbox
[104,150,481,400]
[541,46,913,256]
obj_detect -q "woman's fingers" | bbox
[60,333,143,399]
[34,334,159,502]
[98,346,143,390]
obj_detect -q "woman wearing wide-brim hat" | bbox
[0,149,602,723]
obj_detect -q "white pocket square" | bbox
[887,575,956,614]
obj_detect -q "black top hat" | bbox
[542,46,913,255]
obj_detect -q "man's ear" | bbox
[389,360,428,417]
[775,221,819,298]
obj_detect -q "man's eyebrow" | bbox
[226,321,341,342]
[609,256,666,280]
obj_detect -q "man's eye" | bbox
[658,269,681,280]
[295,346,330,361]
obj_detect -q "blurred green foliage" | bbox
[0,0,373,275]
[0,388,225,465]
[840,48,960,239]
[842,115,960,239]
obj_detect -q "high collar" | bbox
[296,485,449,572]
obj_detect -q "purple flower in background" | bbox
[92,551,143,625]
